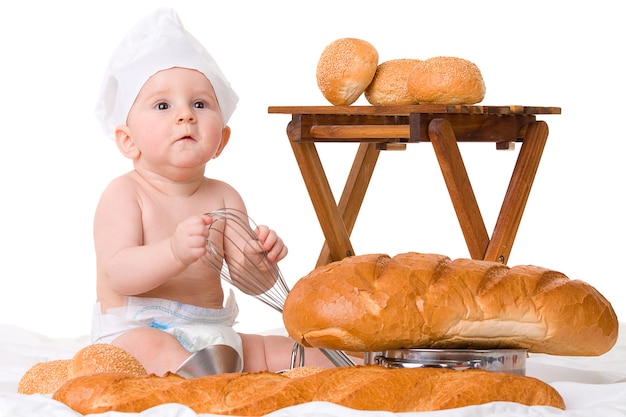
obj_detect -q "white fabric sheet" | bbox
[2,324,626,417]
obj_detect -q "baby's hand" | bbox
[254,225,288,263]
[171,214,212,265]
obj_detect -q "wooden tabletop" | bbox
[270,105,560,144]
[268,105,561,116]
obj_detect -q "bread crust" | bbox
[407,56,486,104]
[316,38,378,106]
[365,59,422,106]
[52,365,566,414]
[282,252,618,355]
[17,359,70,395]
[67,343,147,379]
[18,343,146,395]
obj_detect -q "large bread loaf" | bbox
[282,252,618,355]
[52,365,565,414]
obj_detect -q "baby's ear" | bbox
[213,126,231,159]
[114,126,140,159]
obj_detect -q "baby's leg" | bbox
[239,333,341,372]
[112,327,191,376]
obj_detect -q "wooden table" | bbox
[268,105,561,267]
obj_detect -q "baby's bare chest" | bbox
[139,193,220,241]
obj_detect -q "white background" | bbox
[0,1,623,338]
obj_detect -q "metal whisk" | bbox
[203,207,354,368]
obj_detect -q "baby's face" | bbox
[125,67,229,171]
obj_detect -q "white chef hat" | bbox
[95,8,238,139]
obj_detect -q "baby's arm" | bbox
[94,176,211,295]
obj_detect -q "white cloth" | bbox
[95,7,238,139]
[3,323,626,416]
[91,290,242,358]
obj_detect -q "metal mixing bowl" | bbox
[175,344,243,378]
[367,348,527,375]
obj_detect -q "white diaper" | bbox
[91,289,242,358]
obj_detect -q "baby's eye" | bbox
[156,102,170,110]
[193,101,206,109]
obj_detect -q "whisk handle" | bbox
[320,348,355,367]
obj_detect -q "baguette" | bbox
[52,365,565,414]
[282,252,618,355]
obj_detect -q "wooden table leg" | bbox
[288,139,355,264]
[484,121,549,263]
[317,143,381,266]
[429,118,491,260]
[430,118,549,264]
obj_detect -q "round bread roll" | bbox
[66,343,147,379]
[407,56,486,104]
[18,359,70,395]
[365,59,422,106]
[316,38,378,106]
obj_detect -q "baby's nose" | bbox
[177,109,196,123]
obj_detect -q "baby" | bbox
[91,8,336,376]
